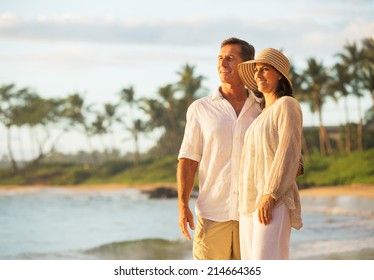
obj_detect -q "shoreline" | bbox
[299,184,374,198]
[1,183,373,261]
[1,183,374,198]
[0,183,176,192]
[300,248,374,260]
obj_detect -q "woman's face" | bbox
[254,62,282,94]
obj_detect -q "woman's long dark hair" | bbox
[275,75,293,98]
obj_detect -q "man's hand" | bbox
[178,206,195,240]
[177,158,198,240]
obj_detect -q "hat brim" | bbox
[238,59,293,93]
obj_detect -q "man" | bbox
[177,37,262,260]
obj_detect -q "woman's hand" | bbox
[257,194,275,225]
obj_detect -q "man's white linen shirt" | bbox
[178,88,262,222]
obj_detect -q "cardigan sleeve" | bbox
[264,97,303,200]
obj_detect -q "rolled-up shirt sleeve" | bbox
[178,104,202,162]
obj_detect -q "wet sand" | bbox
[299,184,374,198]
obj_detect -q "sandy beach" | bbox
[1,183,374,198]
[299,184,374,198]
[0,183,174,191]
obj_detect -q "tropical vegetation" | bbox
[0,37,373,186]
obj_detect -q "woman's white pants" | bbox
[239,204,291,260]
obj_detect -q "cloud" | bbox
[0,12,373,65]
[0,12,23,28]
[0,13,219,45]
[0,44,206,71]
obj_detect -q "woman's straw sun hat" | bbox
[237,48,293,93]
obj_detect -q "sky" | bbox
[0,0,373,159]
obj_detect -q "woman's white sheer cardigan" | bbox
[239,96,303,229]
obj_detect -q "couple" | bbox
[177,37,303,260]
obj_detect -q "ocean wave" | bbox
[302,205,374,216]
[6,251,90,260]
[301,196,374,215]
[291,236,374,259]
[322,208,374,216]
[6,238,192,260]
[82,238,192,260]
[6,236,374,260]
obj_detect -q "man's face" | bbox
[217,44,243,84]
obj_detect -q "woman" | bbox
[237,48,303,260]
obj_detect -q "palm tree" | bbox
[362,37,374,114]
[157,84,179,140]
[119,86,146,165]
[0,84,20,172]
[336,42,365,151]
[62,93,98,165]
[103,103,120,153]
[290,63,310,159]
[176,64,206,107]
[91,112,107,154]
[141,64,206,156]
[1,84,70,173]
[362,66,374,114]
[330,62,352,154]
[14,92,66,166]
[300,58,334,156]
[140,85,180,156]
[129,119,148,166]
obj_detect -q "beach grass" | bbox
[0,149,373,189]
[297,149,374,188]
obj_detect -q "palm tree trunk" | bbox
[301,131,310,160]
[17,127,26,163]
[344,96,351,154]
[133,130,140,166]
[318,109,326,156]
[85,134,98,166]
[357,120,363,151]
[6,126,18,173]
[357,96,363,151]
[324,127,333,155]
[345,124,351,154]
[111,131,116,154]
[318,125,326,156]
[318,109,333,156]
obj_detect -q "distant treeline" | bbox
[1,150,373,187]
[0,37,374,178]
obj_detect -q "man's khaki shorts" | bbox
[193,216,240,260]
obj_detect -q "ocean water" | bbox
[0,187,373,260]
